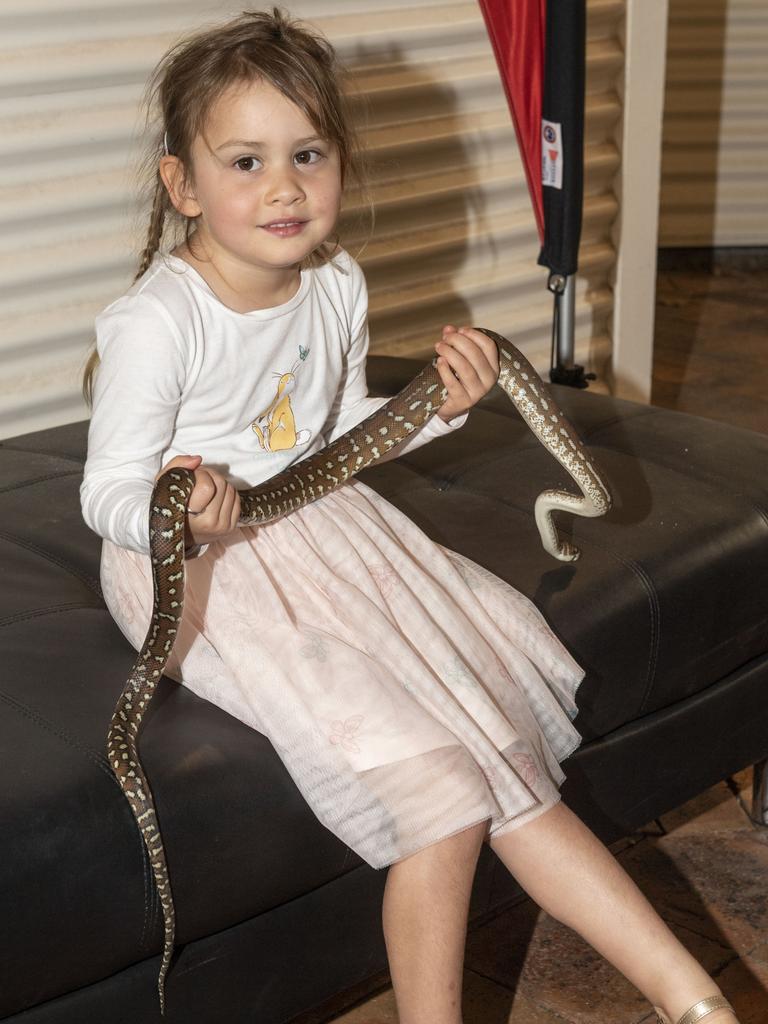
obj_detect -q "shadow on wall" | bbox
[338,38,613,382]
[339,42,486,359]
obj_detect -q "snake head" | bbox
[554,541,581,562]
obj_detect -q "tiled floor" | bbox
[651,261,768,434]
[326,771,767,1024]
[322,261,768,1024]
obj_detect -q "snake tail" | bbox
[106,467,195,1015]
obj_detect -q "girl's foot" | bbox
[653,995,737,1024]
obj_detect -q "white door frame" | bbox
[610,0,670,403]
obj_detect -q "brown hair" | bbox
[81,6,370,407]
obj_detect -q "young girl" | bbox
[80,9,736,1024]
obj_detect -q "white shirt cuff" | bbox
[427,410,469,434]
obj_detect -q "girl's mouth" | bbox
[261,220,307,237]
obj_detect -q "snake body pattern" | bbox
[105,329,611,1015]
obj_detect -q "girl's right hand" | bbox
[155,455,241,548]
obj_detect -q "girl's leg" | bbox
[382,818,489,1024]
[488,799,738,1023]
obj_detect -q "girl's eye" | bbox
[294,149,324,166]
[234,156,262,172]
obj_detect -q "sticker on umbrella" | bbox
[541,119,563,190]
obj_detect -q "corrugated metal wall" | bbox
[659,0,768,246]
[1,0,624,440]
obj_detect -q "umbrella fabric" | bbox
[477,0,586,277]
[477,0,546,242]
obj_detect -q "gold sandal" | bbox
[655,995,734,1024]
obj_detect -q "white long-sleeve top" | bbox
[80,248,467,558]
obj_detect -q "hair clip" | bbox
[163,130,170,156]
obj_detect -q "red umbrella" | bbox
[477,0,594,387]
[477,0,546,242]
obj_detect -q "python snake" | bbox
[105,329,611,1015]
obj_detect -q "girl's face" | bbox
[167,78,343,289]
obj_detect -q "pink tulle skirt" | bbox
[100,479,585,869]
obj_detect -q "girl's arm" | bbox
[322,258,469,463]
[80,294,189,558]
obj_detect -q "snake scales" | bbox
[105,328,611,1015]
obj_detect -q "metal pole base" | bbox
[549,363,596,388]
[547,273,595,390]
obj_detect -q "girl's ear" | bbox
[159,155,202,218]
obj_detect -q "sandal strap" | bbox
[675,995,733,1024]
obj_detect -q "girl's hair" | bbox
[81,6,369,407]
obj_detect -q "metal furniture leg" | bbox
[751,759,768,827]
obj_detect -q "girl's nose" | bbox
[265,165,305,205]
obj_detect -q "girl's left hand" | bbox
[434,325,500,422]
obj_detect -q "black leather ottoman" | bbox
[2,357,767,1022]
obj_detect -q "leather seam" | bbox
[0,442,85,465]
[0,529,103,600]
[0,601,105,629]
[0,688,154,951]
[0,686,110,771]
[622,558,661,713]
[0,468,82,494]
[579,406,657,439]
[473,401,656,439]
